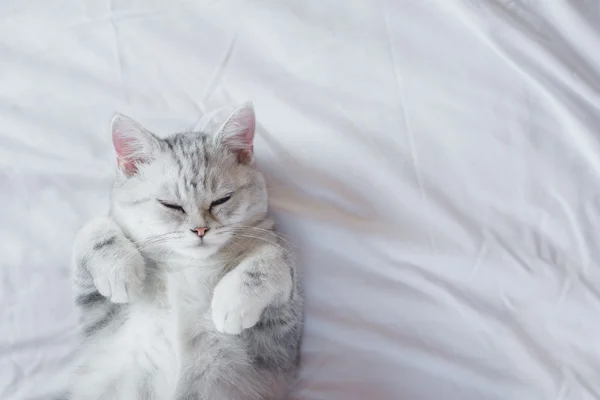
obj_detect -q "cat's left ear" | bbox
[214,102,255,164]
[111,114,161,176]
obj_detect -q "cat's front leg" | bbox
[73,217,145,304]
[211,246,293,335]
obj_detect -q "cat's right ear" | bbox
[214,103,255,164]
[111,114,160,176]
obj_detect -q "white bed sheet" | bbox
[2,0,600,399]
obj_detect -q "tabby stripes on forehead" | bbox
[164,133,213,193]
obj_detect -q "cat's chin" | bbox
[178,242,221,259]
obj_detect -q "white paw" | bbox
[211,276,265,335]
[93,248,145,304]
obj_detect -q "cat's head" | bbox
[110,103,268,260]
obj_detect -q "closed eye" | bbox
[158,200,185,213]
[210,195,232,209]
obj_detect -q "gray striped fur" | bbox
[68,105,303,400]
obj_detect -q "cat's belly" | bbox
[72,304,179,400]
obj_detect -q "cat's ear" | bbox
[214,103,255,164]
[111,114,160,176]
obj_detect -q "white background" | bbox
[2,1,600,399]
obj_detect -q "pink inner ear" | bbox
[234,108,255,145]
[237,147,253,163]
[221,104,256,163]
[111,114,156,176]
[236,112,255,163]
[112,131,139,175]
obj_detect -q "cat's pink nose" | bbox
[192,227,209,238]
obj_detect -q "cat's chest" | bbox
[154,267,220,332]
[119,273,216,387]
[138,264,225,356]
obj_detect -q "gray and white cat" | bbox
[68,104,303,400]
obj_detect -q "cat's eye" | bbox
[210,195,232,209]
[158,201,185,213]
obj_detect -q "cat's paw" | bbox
[75,218,146,304]
[211,275,265,335]
[92,248,145,304]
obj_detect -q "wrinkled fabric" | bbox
[2,1,600,399]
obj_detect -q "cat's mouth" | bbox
[187,228,229,249]
[191,237,218,248]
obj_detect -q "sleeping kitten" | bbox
[69,104,303,400]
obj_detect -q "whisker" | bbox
[226,232,288,252]
[225,226,295,248]
[116,232,185,263]
[227,239,249,254]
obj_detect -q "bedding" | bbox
[2,0,600,399]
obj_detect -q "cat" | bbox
[68,103,304,400]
